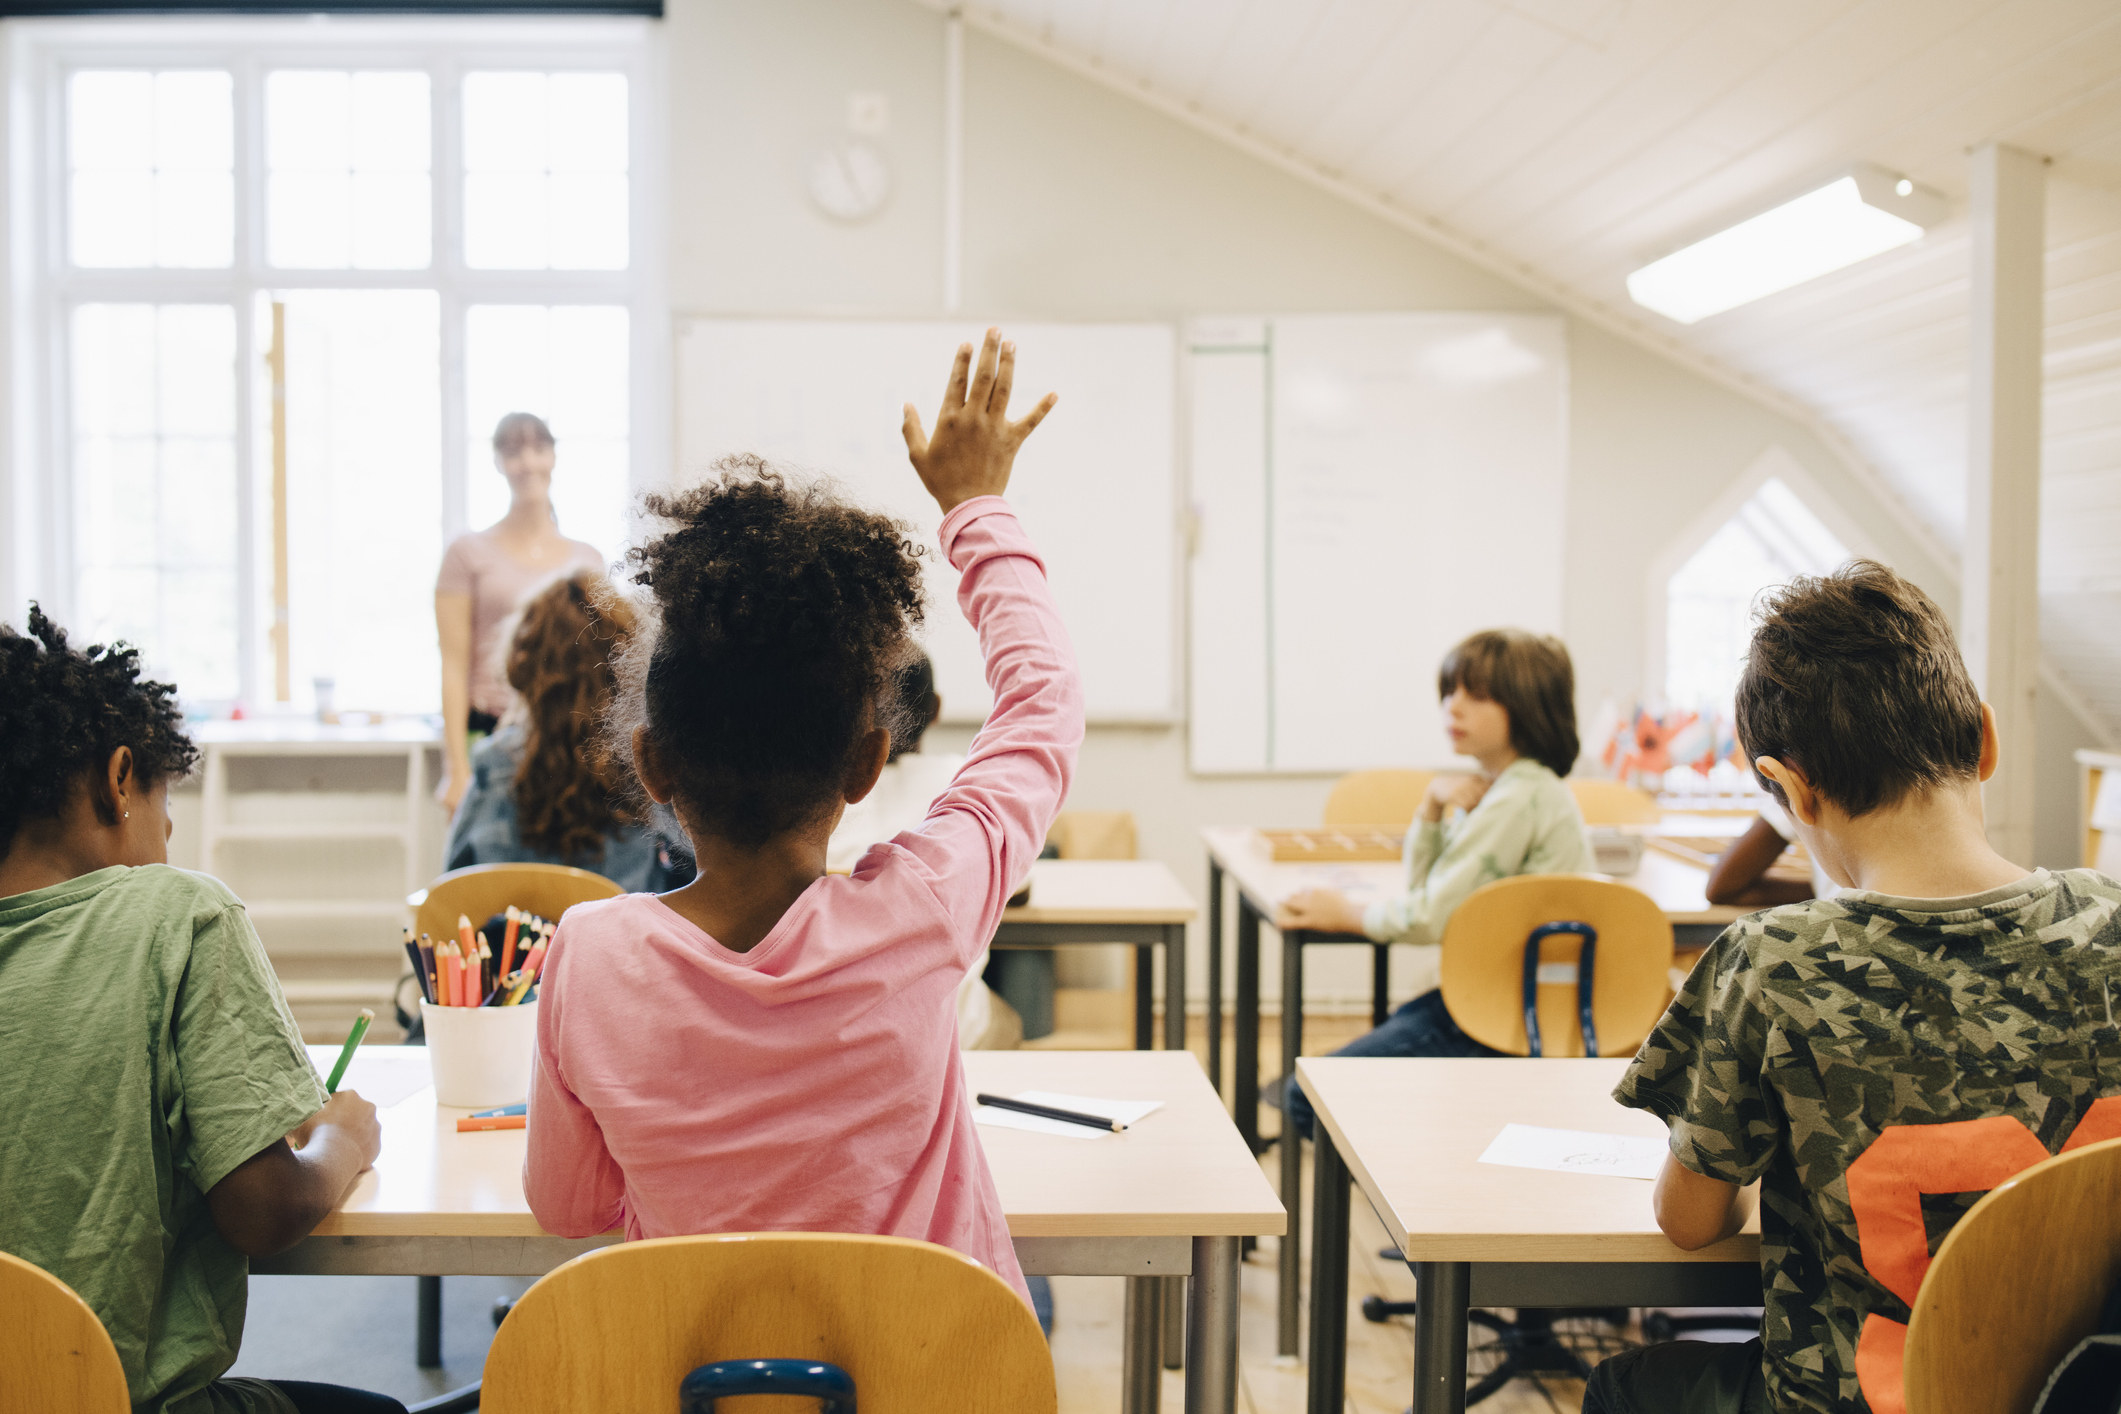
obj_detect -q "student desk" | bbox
[264,1046,1281,1414]
[1296,1057,1758,1414]
[1002,859,1198,1051]
[1198,824,1745,1355]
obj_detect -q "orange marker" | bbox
[499,905,522,980]
[455,1114,527,1132]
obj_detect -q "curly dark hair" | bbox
[613,458,927,850]
[0,605,199,851]
[506,572,645,860]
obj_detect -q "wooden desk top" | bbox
[1007,859,1196,926]
[1201,825,1743,928]
[1296,1056,1757,1264]
[310,1047,1281,1241]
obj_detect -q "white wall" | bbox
[665,0,2097,1008]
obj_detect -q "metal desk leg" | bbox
[1277,930,1306,1357]
[1234,900,1262,1154]
[1163,1273,1186,1370]
[1164,923,1188,1054]
[416,1274,442,1367]
[1411,1261,1471,1414]
[1372,943,1391,1028]
[1206,861,1224,1100]
[1306,1125,1351,1414]
[1135,945,1155,1050]
[1124,1275,1162,1414]
[1185,1235,1242,1414]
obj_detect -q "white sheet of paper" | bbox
[973,1091,1164,1140]
[305,1044,435,1110]
[1477,1123,1666,1181]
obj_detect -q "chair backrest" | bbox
[1568,779,1661,825]
[0,1250,130,1414]
[1438,875,1673,1058]
[1905,1136,2121,1414]
[1323,770,1437,827]
[480,1232,1057,1414]
[1048,810,1137,860]
[409,862,624,941]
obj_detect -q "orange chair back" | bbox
[1439,875,1673,1058]
[481,1232,1056,1414]
[0,1250,129,1414]
[1323,770,1437,828]
[409,862,623,942]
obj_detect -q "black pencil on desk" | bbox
[975,1093,1126,1133]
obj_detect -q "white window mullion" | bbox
[232,50,263,708]
[436,52,468,543]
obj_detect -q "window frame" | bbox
[1644,443,1877,710]
[10,14,667,709]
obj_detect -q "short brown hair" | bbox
[506,572,643,859]
[1437,629,1580,777]
[1735,559,1982,817]
[493,411,554,455]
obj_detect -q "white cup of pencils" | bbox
[406,906,550,1111]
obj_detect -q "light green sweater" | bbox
[1360,758,1596,945]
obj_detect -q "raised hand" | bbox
[901,327,1058,514]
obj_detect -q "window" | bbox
[1665,475,1851,712]
[33,22,654,714]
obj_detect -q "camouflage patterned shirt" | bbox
[1616,868,2121,1414]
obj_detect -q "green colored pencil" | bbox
[324,1008,374,1094]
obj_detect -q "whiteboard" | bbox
[1188,313,1569,773]
[675,319,1177,723]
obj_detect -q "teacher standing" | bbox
[435,412,604,813]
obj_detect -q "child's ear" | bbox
[633,726,675,805]
[1976,701,2001,783]
[842,726,891,806]
[1754,755,1822,828]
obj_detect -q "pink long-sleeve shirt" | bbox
[521,497,1083,1302]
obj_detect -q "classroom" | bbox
[2,2,2118,1412]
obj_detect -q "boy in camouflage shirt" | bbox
[1588,561,2121,1414]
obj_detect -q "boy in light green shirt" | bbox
[0,608,394,1414]
[1277,629,1595,1137]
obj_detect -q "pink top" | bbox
[436,528,606,716]
[522,498,1083,1303]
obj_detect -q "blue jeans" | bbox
[1282,989,1501,1139]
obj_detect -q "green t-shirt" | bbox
[1616,868,2121,1414]
[0,865,326,1414]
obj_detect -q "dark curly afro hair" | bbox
[613,458,927,850]
[0,605,199,849]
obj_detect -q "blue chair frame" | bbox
[1519,920,1599,1058]
[680,1359,857,1413]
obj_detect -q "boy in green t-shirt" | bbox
[1589,563,2121,1414]
[0,608,399,1414]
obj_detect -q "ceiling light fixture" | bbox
[1626,164,1947,324]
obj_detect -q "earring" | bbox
[123,810,130,819]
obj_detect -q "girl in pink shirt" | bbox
[523,330,1074,1304]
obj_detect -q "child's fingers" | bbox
[967,327,1002,413]
[942,342,972,412]
[1009,391,1058,443]
[989,340,1016,415]
[901,403,929,460]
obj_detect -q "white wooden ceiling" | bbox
[945,0,2121,737]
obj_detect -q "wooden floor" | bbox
[1039,1006,1603,1413]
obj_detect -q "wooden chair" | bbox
[480,1232,1056,1414]
[1440,874,1674,1058]
[408,861,624,942]
[1567,779,1661,826]
[1323,769,1436,827]
[0,1250,129,1414]
[1047,809,1138,861]
[1905,1136,2121,1414]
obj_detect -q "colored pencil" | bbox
[324,1009,374,1093]
[499,905,521,980]
[402,935,428,1005]
[441,942,462,1007]
[974,1092,1126,1133]
[476,940,494,1004]
[416,932,437,1003]
[455,1114,526,1132]
[471,1104,527,1118]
